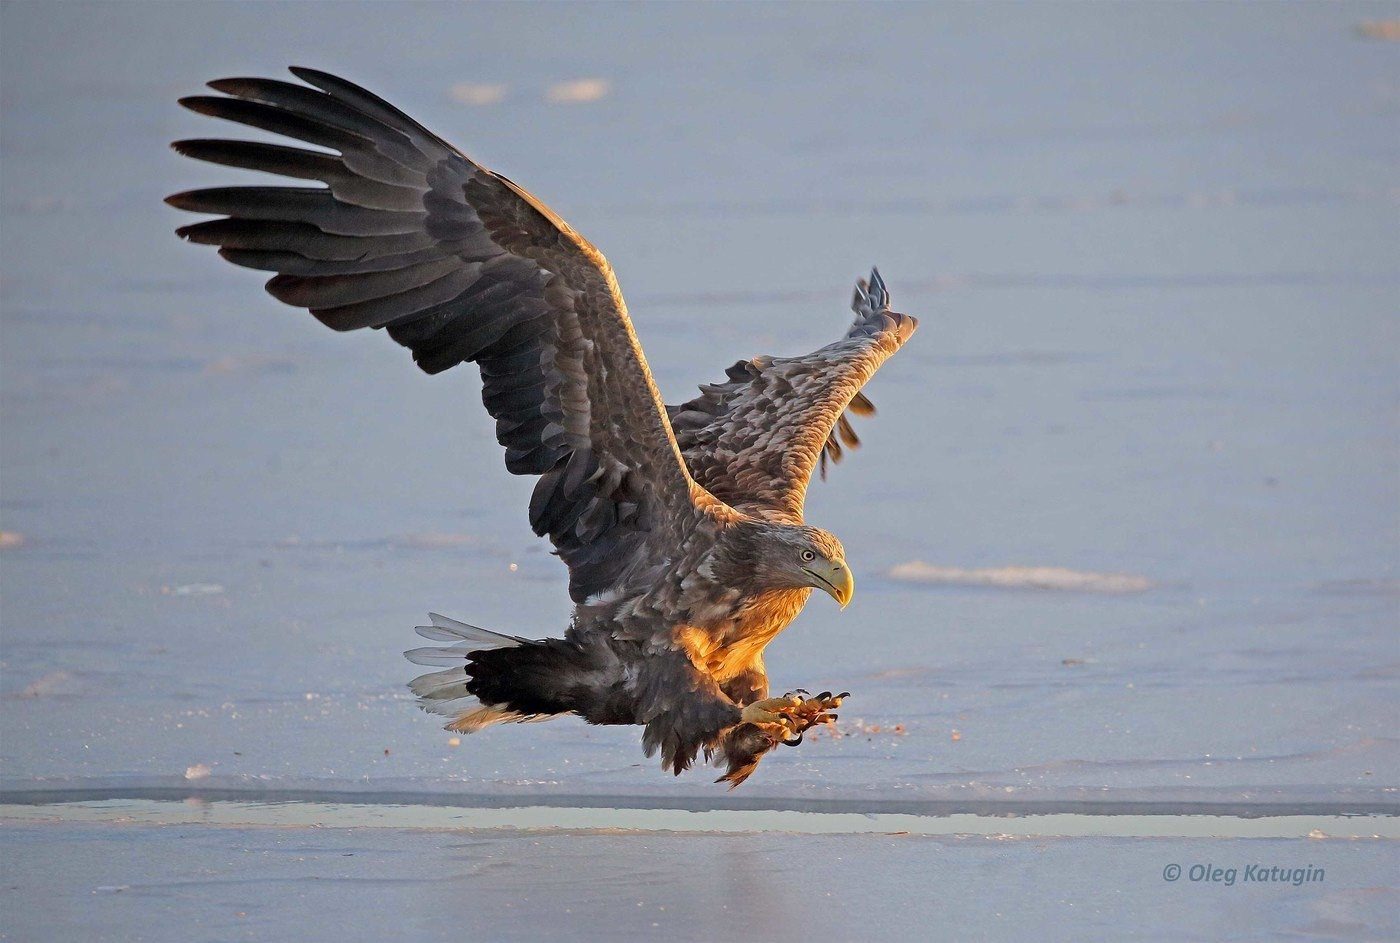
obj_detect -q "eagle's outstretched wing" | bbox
[167,67,714,603]
[667,270,917,518]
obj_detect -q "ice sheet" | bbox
[2,2,1397,806]
[3,820,1396,943]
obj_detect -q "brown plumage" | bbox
[168,68,917,786]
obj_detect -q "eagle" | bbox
[167,68,917,786]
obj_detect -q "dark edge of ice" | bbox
[1,787,1396,819]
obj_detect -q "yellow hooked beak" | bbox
[804,559,855,609]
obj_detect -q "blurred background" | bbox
[2,2,1396,802]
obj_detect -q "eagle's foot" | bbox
[741,691,848,742]
[716,691,851,788]
[778,690,847,741]
[740,696,805,736]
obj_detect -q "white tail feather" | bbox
[415,613,527,647]
[405,612,545,734]
[408,667,470,699]
[405,646,478,667]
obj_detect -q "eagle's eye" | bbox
[800,550,816,562]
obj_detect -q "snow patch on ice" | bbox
[546,78,610,103]
[889,562,1152,594]
[1356,19,1400,42]
[19,671,75,698]
[448,82,507,106]
[165,583,225,596]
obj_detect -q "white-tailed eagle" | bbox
[168,68,917,786]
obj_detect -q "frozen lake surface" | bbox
[5,814,1394,943]
[2,2,1397,939]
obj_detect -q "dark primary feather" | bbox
[167,67,717,604]
[667,269,917,517]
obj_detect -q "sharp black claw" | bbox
[781,731,805,747]
[815,691,832,702]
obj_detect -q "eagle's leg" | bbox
[740,695,805,731]
[636,655,846,787]
[720,666,770,707]
[637,652,752,776]
[712,692,848,787]
[744,691,846,736]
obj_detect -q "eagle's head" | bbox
[729,522,853,608]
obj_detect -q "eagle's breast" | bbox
[674,586,812,682]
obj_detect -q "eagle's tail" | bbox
[404,613,562,733]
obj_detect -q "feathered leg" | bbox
[634,656,846,786]
[635,651,756,775]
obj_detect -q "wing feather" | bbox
[169,68,719,603]
[667,269,916,518]
[176,217,439,260]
